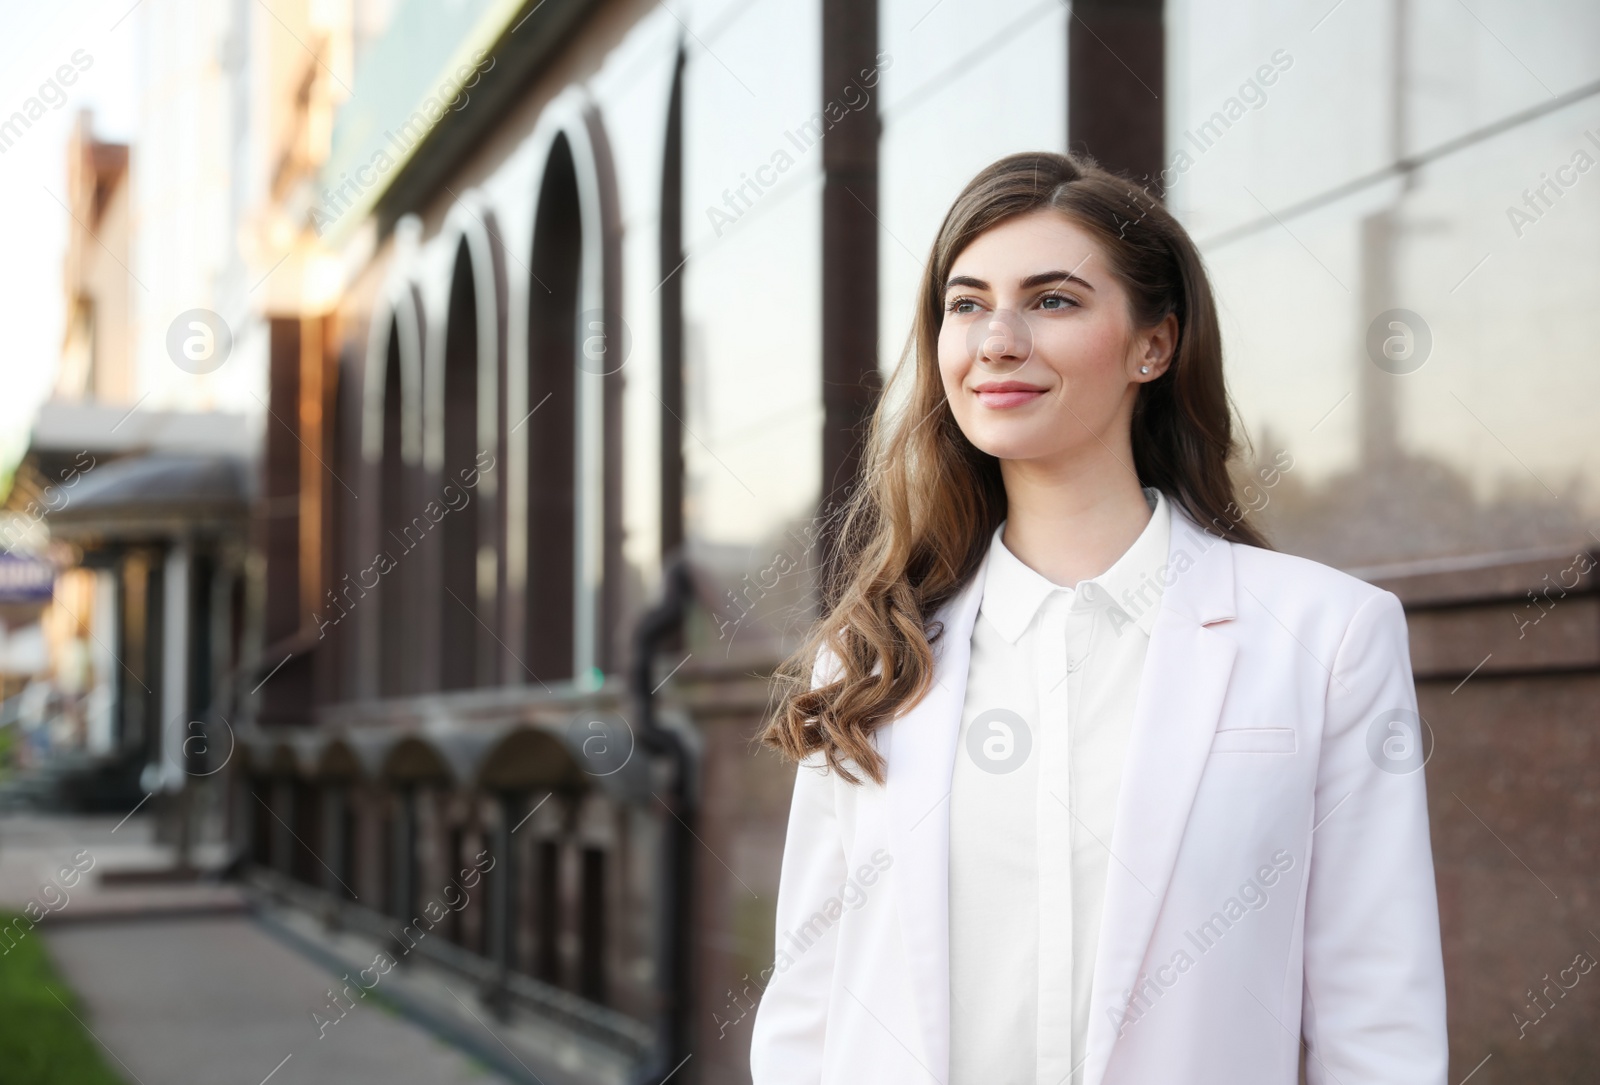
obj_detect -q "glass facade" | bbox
[681,0,825,662]
[1168,0,1600,568]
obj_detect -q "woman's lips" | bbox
[972,388,1049,409]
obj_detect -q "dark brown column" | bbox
[820,0,882,510]
[262,317,302,649]
[1068,0,1165,192]
[258,317,312,725]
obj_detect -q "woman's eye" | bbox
[1039,294,1076,310]
[947,297,980,315]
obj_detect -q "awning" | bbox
[45,451,253,542]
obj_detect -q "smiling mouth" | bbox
[972,382,1046,409]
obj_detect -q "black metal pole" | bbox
[628,553,695,1083]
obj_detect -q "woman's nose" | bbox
[970,307,1032,374]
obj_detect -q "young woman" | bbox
[748,151,1448,1085]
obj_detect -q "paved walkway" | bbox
[1,812,510,1085]
[46,915,510,1085]
[0,811,242,922]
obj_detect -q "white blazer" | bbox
[749,499,1448,1085]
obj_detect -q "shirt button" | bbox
[1078,582,1099,604]
[1064,655,1081,672]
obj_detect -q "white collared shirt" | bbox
[948,486,1172,1085]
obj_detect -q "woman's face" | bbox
[936,208,1175,470]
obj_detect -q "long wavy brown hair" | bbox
[761,150,1272,786]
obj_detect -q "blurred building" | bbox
[17,0,1595,1082]
[5,108,254,815]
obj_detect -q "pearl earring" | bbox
[1140,365,1150,374]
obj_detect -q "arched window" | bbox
[659,50,686,560]
[525,135,580,683]
[440,241,484,690]
[362,281,423,700]
[377,318,409,696]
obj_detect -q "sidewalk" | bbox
[45,914,510,1085]
[0,812,510,1085]
[0,810,243,923]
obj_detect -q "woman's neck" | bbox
[997,457,1153,589]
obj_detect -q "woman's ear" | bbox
[1134,311,1178,379]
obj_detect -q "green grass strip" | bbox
[0,915,127,1085]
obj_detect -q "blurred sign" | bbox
[0,623,48,675]
[0,553,55,603]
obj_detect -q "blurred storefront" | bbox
[5,110,254,819]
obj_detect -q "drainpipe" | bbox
[627,552,695,1083]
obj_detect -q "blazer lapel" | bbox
[1080,503,1239,1085]
[886,548,990,1084]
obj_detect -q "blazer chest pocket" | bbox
[1211,726,1297,754]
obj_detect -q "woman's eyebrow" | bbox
[943,269,1096,293]
[943,274,987,292]
[1021,269,1095,292]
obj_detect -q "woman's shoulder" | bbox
[1224,534,1396,625]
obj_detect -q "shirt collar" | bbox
[979,486,1172,643]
